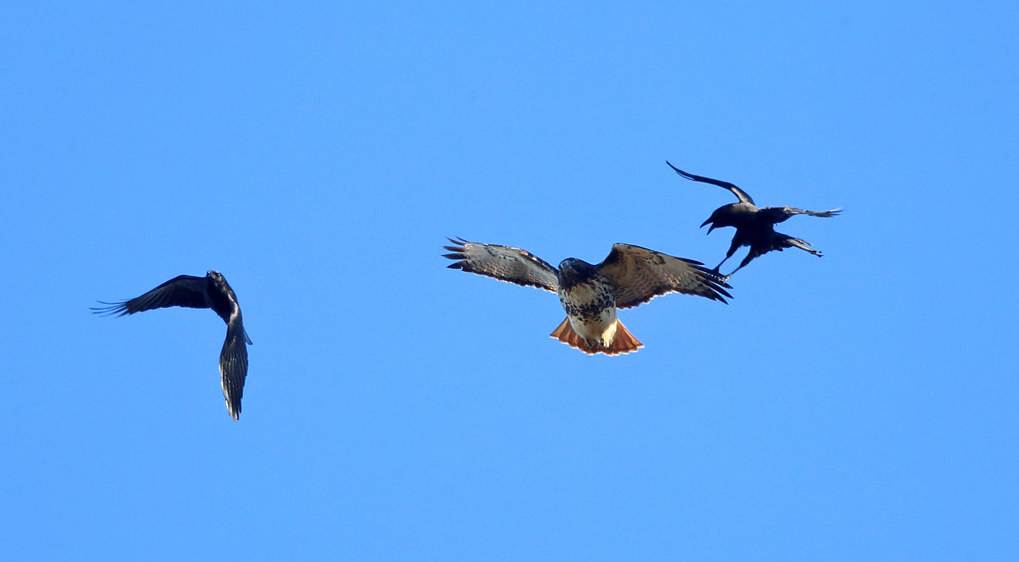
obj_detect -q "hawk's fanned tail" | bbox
[549,317,643,356]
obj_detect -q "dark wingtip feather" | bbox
[692,265,733,303]
[443,237,469,269]
[665,161,694,180]
[444,237,468,255]
[90,301,130,316]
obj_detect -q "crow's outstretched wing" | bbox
[92,275,208,316]
[219,323,249,421]
[667,162,755,205]
[758,206,842,224]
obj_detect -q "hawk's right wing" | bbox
[443,237,559,292]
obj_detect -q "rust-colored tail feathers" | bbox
[549,318,643,356]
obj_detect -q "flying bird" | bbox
[92,271,252,420]
[666,161,842,279]
[443,238,730,355]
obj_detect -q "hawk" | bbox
[443,238,731,355]
[667,162,842,279]
[92,271,252,420]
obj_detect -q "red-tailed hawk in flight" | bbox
[667,161,842,279]
[443,238,731,355]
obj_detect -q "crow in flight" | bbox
[93,271,252,420]
[667,162,841,279]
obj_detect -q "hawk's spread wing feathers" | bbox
[666,161,755,206]
[597,244,732,309]
[443,237,559,293]
[91,275,209,316]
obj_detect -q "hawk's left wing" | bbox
[443,237,559,292]
[596,244,731,309]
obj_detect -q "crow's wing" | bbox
[92,275,209,316]
[758,206,842,224]
[667,161,755,205]
[219,321,249,421]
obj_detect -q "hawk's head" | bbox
[557,258,598,291]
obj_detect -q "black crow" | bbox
[93,271,251,420]
[667,162,841,279]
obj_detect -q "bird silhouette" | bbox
[667,162,841,279]
[92,271,251,420]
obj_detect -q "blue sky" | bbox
[3,1,1017,560]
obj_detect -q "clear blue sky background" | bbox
[3,1,1017,560]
